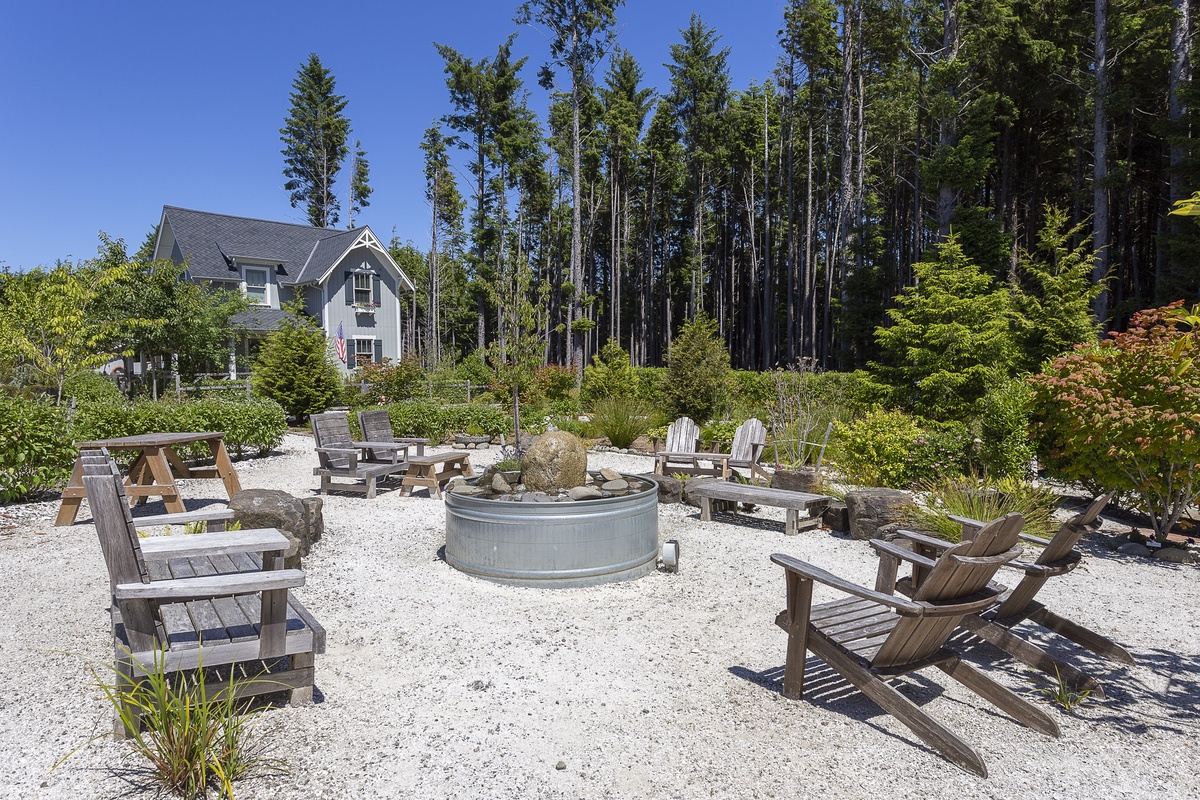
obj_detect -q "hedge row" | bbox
[345,401,511,442]
[0,395,288,502]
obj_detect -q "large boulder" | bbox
[522,431,588,493]
[638,473,683,504]
[229,489,324,567]
[770,468,822,494]
[844,488,916,541]
[821,500,850,533]
[682,475,721,508]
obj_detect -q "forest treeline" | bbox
[393,0,1198,374]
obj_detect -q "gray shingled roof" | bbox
[160,206,372,286]
[230,307,297,332]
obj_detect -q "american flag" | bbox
[335,322,347,363]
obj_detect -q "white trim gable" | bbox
[316,226,416,292]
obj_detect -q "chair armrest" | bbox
[890,528,955,553]
[132,509,235,528]
[139,528,291,560]
[946,514,986,528]
[1018,532,1053,547]
[316,447,358,469]
[115,569,305,601]
[771,553,925,616]
[870,539,938,570]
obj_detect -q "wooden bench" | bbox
[401,453,475,498]
[690,481,831,536]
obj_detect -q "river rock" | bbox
[1116,542,1154,557]
[599,468,623,482]
[1152,546,1195,563]
[844,488,917,541]
[491,472,513,493]
[569,485,604,501]
[601,479,629,491]
[522,431,588,492]
[451,483,485,496]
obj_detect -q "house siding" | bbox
[322,247,402,370]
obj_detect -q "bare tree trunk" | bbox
[1093,0,1110,325]
[936,0,961,239]
[834,2,857,367]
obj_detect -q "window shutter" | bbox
[373,275,382,306]
[374,339,383,363]
[344,271,353,305]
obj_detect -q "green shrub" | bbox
[380,401,510,442]
[977,378,1035,478]
[727,370,776,419]
[72,397,286,461]
[831,409,971,488]
[700,420,740,450]
[250,309,341,420]
[352,357,425,407]
[0,395,75,502]
[582,342,639,403]
[590,397,651,449]
[663,315,730,423]
[62,371,123,404]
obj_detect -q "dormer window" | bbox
[244,267,269,305]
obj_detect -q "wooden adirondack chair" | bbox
[356,409,429,465]
[711,418,769,481]
[654,416,702,476]
[772,512,1060,777]
[81,449,325,737]
[896,492,1130,696]
[312,412,409,498]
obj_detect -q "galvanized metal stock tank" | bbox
[443,474,660,587]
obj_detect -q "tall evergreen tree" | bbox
[347,138,372,229]
[280,53,351,228]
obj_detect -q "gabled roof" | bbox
[230,307,296,333]
[155,206,413,290]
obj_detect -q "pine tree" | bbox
[871,234,1016,421]
[347,139,371,229]
[280,53,350,228]
[251,304,342,420]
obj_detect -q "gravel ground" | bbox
[1,432,1197,799]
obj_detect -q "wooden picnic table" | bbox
[401,452,475,498]
[690,481,831,536]
[56,432,243,526]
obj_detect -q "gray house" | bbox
[153,206,415,375]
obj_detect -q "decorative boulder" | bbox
[844,488,916,541]
[638,473,683,505]
[522,431,588,493]
[770,467,822,494]
[821,500,850,533]
[229,489,324,567]
[682,476,721,508]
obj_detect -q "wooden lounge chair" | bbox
[81,449,324,737]
[356,409,429,464]
[711,417,769,481]
[896,492,1130,696]
[312,412,409,498]
[654,416,702,476]
[771,512,1059,777]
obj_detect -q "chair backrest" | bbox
[358,409,395,444]
[311,412,354,470]
[730,418,767,461]
[664,417,699,452]
[872,513,1024,668]
[1037,491,1114,566]
[80,449,150,589]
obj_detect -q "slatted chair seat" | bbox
[82,449,324,736]
[771,512,1060,777]
[312,411,409,498]
[894,492,1130,696]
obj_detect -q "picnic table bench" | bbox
[401,452,475,498]
[691,481,832,536]
[57,431,242,526]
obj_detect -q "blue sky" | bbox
[0,1,789,272]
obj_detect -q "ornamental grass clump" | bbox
[911,476,1058,543]
[1029,301,1200,543]
[63,647,281,800]
[589,397,651,449]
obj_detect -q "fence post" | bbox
[245,377,251,399]
[466,382,472,403]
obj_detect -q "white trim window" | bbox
[244,267,269,306]
[353,336,376,367]
[353,272,373,306]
